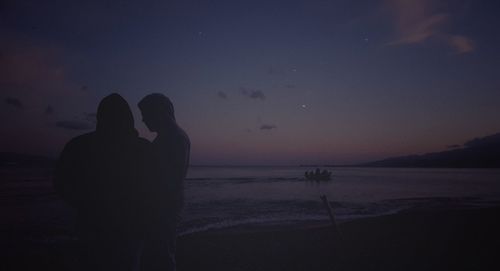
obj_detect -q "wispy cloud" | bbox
[217,91,228,99]
[56,120,93,131]
[268,66,285,76]
[0,40,68,91]
[240,87,266,101]
[4,97,23,109]
[447,144,462,149]
[55,111,97,130]
[260,124,277,130]
[45,105,54,115]
[385,0,474,54]
[448,35,475,54]
[0,36,87,122]
[84,112,97,124]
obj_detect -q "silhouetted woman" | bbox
[54,93,150,271]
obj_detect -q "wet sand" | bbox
[177,207,500,271]
[3,207,500,271]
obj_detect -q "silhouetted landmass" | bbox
[0,152,55,168]
[363,133,500,168]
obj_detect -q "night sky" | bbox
[1,0,500,165]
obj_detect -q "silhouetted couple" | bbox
[53,93,190,271]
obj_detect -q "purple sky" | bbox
[1,0,500,165]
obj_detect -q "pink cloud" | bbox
[447,34,475,54]
[385,0,475,54]
[0,40,67,93]
[0,36,89,111]
[0,36,94,156]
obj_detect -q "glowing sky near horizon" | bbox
[1,0,500,165]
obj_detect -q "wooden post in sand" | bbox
[320,195,345,261]
[320,195,342,236]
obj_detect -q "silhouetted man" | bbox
[54,93,150,271]
[138,93,190,271]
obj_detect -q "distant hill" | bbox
[362,133,500,168]
[0,152,56,168]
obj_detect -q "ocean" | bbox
[2,166,500,240]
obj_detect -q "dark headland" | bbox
[3,132,500,170]
[360,132,500,168]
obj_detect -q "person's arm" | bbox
[53,140,79,208]
[148,133,190,207]
[169,137,190,183]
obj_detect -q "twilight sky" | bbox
[1,0,500,165]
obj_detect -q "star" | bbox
[196,31,206,40]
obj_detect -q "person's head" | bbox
[96,93,136,136]
[138,93,175,132]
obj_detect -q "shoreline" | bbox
[4,205,500,270]
[177,206,500,271]
[178,196,500,236]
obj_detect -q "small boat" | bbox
[304,168,332,181]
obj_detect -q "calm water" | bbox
[2,167,500,238]
[182,167,500,234]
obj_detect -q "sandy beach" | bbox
[177,207,500,271]
[3,206,500,271]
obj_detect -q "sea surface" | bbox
[2,166,500,240]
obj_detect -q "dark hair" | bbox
[138,93,175,121]
[96,93,136,135]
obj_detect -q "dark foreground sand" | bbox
[3,207,500,271]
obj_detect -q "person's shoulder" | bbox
[176,127,190,146]
[135,136,152,150]
[136,136,151,145]
[64,132,95,149]
[58,132,96,160]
